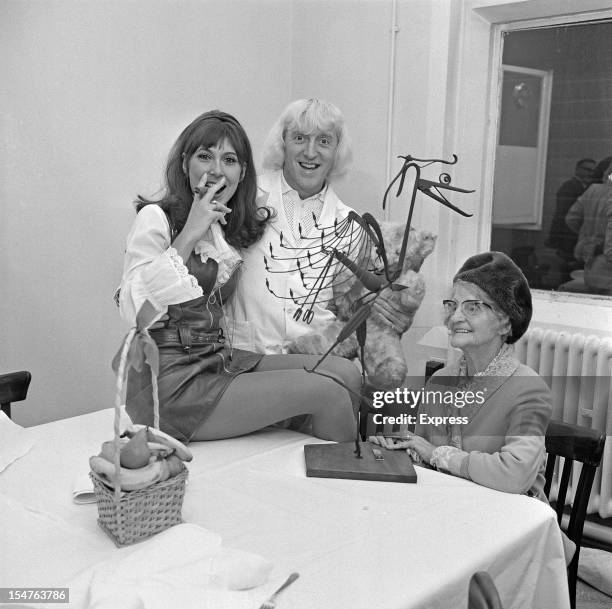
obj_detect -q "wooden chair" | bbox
[0,371,31,419]
[468,571,504,609]
[544,419,606,609]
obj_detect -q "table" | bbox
[0,409,570,609]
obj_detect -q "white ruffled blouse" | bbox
[117,205,203,328]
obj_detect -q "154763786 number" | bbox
[0,588,69,603]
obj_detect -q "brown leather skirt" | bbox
[125,334,262,443]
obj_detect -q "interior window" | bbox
[490,21,612,297]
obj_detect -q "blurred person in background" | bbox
[566,158,612,294]
[546,158,595,281]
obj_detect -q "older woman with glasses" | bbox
[372,251,553,500]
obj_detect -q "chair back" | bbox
[544,419,606,609]
[544,420,605,541]
[0,371,32,419]
[468,571,504,609]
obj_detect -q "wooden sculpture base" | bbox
[304,442,417,483]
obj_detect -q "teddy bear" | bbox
[287,221,436,390]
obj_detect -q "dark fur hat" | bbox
[453,251,532,344]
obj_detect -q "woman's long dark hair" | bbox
[136,110,271,248]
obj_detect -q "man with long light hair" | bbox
[228,98,409,354]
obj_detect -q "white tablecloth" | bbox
[0,409,570,609]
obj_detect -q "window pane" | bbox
[491,21,612,296]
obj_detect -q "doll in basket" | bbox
[115,110,360,444]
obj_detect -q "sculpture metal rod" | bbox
[333,251,384,293]
[304,299,374,372]
[395,162,420,281]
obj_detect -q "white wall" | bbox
[1,0,292,425]
[291,0,392,216]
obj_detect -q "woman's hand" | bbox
[186,173,232,233]
[403,435,435,463]
[369,433,436,464]
[369,435,411,450]
[173,173,232,261]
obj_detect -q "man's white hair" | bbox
[261,98,353,180]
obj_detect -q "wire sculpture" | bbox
[265,154,475,455]
[266,154,473,326]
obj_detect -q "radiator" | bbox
[515,328,612,520]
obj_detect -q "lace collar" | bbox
[194,223,243,289]
[456,343,518,384]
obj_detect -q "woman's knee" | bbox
[309,375,357,441]
[309,374,354,412]
[319,355,361,387]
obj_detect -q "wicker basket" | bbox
[91,320,188,546]
[90,465,188,547]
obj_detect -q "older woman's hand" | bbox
[403,435,436,463]
[369,433,436,464]
[369,435,411,450]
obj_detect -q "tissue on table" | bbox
[72,473,97,504]
[67,523,274,609]
[0,411,36,473]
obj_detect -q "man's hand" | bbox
[371,289,413,335]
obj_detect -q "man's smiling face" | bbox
[282,127,338,199]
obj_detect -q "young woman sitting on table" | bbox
[116,110,360,443]
[371,252,551,499]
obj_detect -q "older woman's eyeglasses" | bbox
[442,299,494,317]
